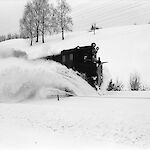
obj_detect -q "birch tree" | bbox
[20,2,35,46]
[40,0,52,43]
[32,0,42,43]
[56,0,73,40]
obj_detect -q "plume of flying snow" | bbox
[0,58,97,102]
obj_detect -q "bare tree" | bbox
[20,0,73,44]
[0,35,6,42]
[30,0,53,43]
[32,0,43,43]
[40,0,52,43]
[90,23,99,35]
[20,2,35,46]
[7,33,12,40]
[56,0,73,40]
[48,5,60,35]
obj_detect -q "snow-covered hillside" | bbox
[0,21,150,150]
[1,24,150,89]
[72,0,150,31]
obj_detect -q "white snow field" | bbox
[0,24,150,149]
[1,24,150,88]
[71,0,150,31]
[1,96,150,150]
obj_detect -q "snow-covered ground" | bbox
[1,24,150,88]
[0,23,150,149]
[1,96,150,150]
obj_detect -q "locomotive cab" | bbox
[40,43,104,88]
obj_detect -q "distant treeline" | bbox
[0,33,28,43]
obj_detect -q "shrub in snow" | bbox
[129,73,141,91]
[140,84,150,91]
[107,79,113,91]
[140,85,147,91]
[115,80,124,91]
[107,79,124,91]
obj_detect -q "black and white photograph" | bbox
[0,0,150,150]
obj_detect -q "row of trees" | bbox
[20,0,73,46]
[0,33,24,42]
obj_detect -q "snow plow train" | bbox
[41,43,106,88]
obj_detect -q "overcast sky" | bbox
[0,0,91,35]
[0,0,26,35]
[0,0,150,35]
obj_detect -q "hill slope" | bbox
[72,0,150,31]
[0,24,150,89]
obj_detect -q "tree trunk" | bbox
[42,20,45,43]
[36,21,40,43]
[42,31,44,43]
[62,27,64,40]
[30,38,33,46]
[36,27,39,42]
[30,32,33,46]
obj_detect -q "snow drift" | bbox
[0,24,150,90]
[0,58,97,102]
[0,47,27,59]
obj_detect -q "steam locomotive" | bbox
[41,43,105,88]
